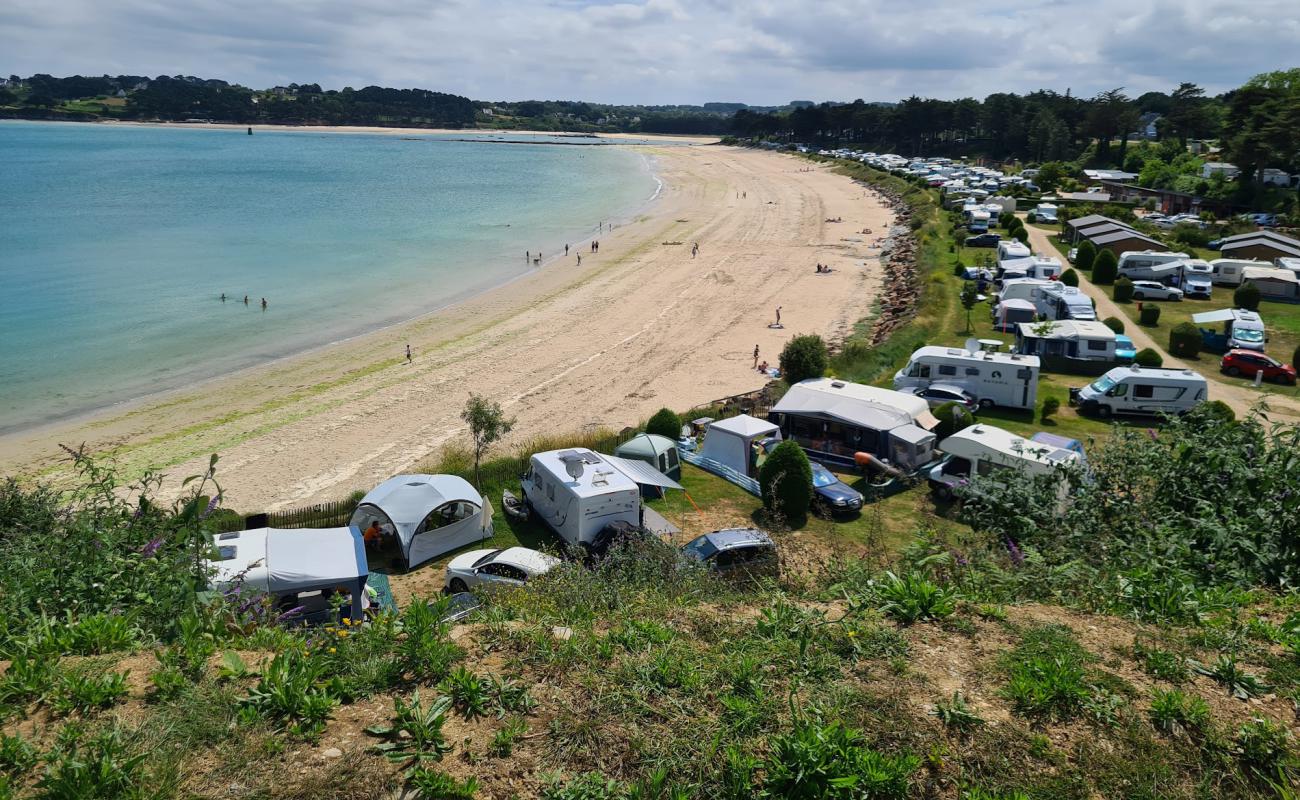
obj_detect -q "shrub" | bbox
[1113,276,1134,303]
[1075,240,1097,271]
[1059,269,1079,287]
[932,401,975,439]
[1148,688,1210,737]
[999,211,1015,229]
[366,691,454,775]
[758,440,813,524]
[952,258,967,277]
[1189,400,1235,426]
[1134,348,1164,368]
[875,571,958,624]
[408,768,478,800]
[931,691,984,731]
[1139,304,1161,327]
[1026,212,1037,224]
[1168,322,1201,358]
[1102,315,1125,334]
[1012,227,1029,245]
[1004,656,1089,721]
[1040,397,1060,422]
[762,720,919,799]
[779,334,828,385]
[1234,718,1293,777]
[238,651,340,739]
[1092,250,1118,284]
[645,408,681,440]
[1234,281,1262,311]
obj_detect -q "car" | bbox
[1114,334,1137,364]
[1220,349,1297,385]
[901,383,979,412]
[1130,281,1183,301]
[443,546,560,593]
[1207,238,1225,250]
[680,528,779,579]
[810,462,865,515]
[964,233,1001,248]
[1067,247,1078,264]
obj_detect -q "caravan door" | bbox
[407,501,491,568]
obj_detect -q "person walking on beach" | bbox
[406,344,412,364]
[220,293,226,302]
[692,242,699,258]
[577,254,582,266]
[565,243,569,256]
[775,306,782,326]
[753,344,760,368]
[526,250,530,263]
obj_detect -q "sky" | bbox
[2,0,1297,106]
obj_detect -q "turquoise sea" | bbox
[0,121,660,433]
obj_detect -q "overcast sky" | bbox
[2,0,1296,105]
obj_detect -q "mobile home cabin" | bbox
[894,345,1040,410]
[1015,320,1117,375]
[768,378,939,472]
[1034,283,1096,321]
[928,424,1081,500]
[1070,366,1208,418]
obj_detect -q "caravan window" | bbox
[546,480,555,502]
[667,449,679,469]
[976,460,1014,478]
[1086,340,1108,351]
[938,365,957,377]
[1134,384,1153,399]
[908,362,931,378]
[1016,368,1033,380]
[964,367,980,376]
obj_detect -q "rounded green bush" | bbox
[932,401,975,440]
[1012,227,1030,245]
[1075,240,1097,271]
[1233,282,1261,311]
[1168,322,1201,358]
[1041,396,1061,422]
[1102,316,1126,334]
[1113,276,1134,303]
[1134,348,1164,367]
[1092,250,1118,285]
[1140,305,1162,327]
[759,440,813,523]
[779,334,829,385]
[1060,269,1079,287]
[646,408,682,440]
[1026,212,1038,224]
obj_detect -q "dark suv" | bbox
[964,233,1001,248]
[681,528,779,579]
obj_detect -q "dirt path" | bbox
[1021,222,1300,422]
[1,147,891,511]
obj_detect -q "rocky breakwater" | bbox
[866,183,922,346]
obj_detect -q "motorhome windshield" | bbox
[1089,375,1118,394]
[1235,328,1265,343]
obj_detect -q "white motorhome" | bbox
[521,448,676,549]
[1181,259,1214,298]
[1118,261,1184,284]
[968,209,992,232]
[1070,366,1208,418]
[1035,283,1096,321]
[894,344,1040,410]
[1209,258,1267,287]
[1191,308,1268,352]
[997,240,1032,262]
[928,424,1082,500]
[1116,251,1191,274]
[997,277,1052,305]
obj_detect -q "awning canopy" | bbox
[1191,309,1238,324]
[602,454,684,490]
[209,526,367,594]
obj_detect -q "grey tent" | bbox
[614,433,682,481]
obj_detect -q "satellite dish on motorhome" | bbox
[964,337,980,354]
[560,454,585,482]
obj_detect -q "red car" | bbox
[1220,349,1297,385]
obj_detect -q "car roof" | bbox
[705,528,774,549]
[495,546,560,573]
[925,383,970,395]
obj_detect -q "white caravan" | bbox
[997,277,1052,306]
[1209,259,1267,287]
[1071,366,1208,418]
[997,240,1032,262]
[1015,320,1117,363]
[928,424,1082,500]
[1116,251,1191,274]
[1035,284,1096,321]
[999,256,1062,282]
[894,344,1040,410]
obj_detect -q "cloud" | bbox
[0,0,1295,104]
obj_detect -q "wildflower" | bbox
[200,494,221,520]
[1147,428,1158,441]
[1004,537,1025,567]
[338,630,349,638]
[139,536,165,557]
[951,549,969,567]
[328,647,337,654]
[847,630,857,638]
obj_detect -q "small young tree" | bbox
[1140,304,1162,327]
[1060,269,1079,287]
[461,394,515,490]
[1102,315,1126,334]
[1134,348,1164,367]
[1074,240,1097,272]
[960,281,980,333]
[1169,322,1202,358]
[645,408,681,440]
[779,334,828,384]
[1113,276,1135,303]
[1233,281,1262,311]
[1092,250,1118,285]
[759,440,813,525]
[1040,396,1061,423]
[999,211,1016,229]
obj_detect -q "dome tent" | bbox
[615,433,681,480]
[350,474,492,570]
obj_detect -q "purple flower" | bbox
[139,536,165,557]
[200,494,221,520]
[951,549,969,567]
[1146,428,1158,442]
[1004,537,1025,567]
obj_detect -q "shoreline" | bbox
[0,146,894,511]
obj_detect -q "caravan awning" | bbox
[603,454,684,490]
[1191,309,1237,324]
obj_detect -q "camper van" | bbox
[521,448,641,550]
[1070,366,1208,418]
[928,424,1082,500]
[1209,259,1267,287]
[1034,283,1096,321]
[1191,308,1267,352]
[894,344,1040,411]
[968,209,992,233]
[1181,260,1214,298]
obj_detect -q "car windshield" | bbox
[472,549,504,568]
[681,536,717,561]
[1235,328,1264,343]
[1089,375,1117,393]
[810,463,838,488]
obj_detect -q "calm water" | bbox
[0,122,659,433]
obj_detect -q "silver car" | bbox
[1130,281,1183,301]
[443,546,560,593]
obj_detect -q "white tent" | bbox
[208,526,368,621]
[351,474,492,569]
[699,414,780,478]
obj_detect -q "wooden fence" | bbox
[249,498,360,530]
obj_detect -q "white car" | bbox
[1130,281,1184,301]
[443,547,560,593]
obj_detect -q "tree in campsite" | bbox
[1041,397,1061,423]
[1102,315,1126,334]
[1234,282,1261,312]
[1012,227,1030,245]
[759,440,813,525]
[1113,276,1134,303]
[461,394,515,490]
[646,408,682,440]
[779,334,828,385]
[1140,304,1162,327]
[1060,269,1079,287]
[1169,322,1202,358]
[1074,240,1097,271]
[1134,348,1164,367]
[960,281,980,334]
[1092,250,1118,285]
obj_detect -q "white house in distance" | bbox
[1201,162,1240,180]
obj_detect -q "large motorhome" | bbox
[894,344,1040,410]
[997,240,1032,262]
[1070,366,1208,418]
[1116,251,1190,274]
[1034,284,1096,321]
[1033,203,1059,223]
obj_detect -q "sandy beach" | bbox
[0,145,893,511]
